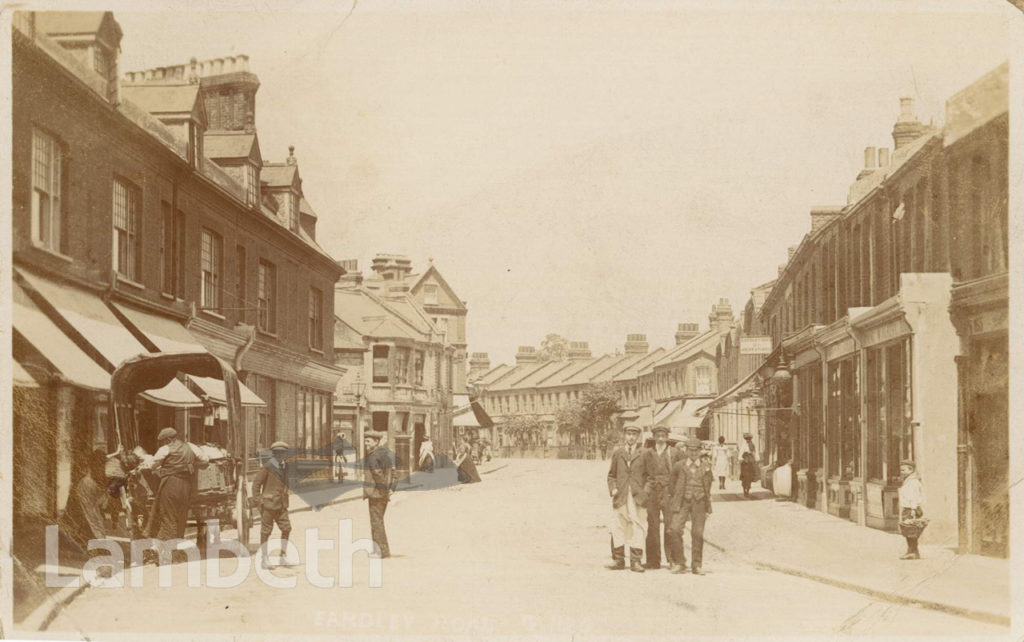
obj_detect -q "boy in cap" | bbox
[363,430,396,558]
[666,437,713,575]
[643,425,680,569]
[606,422,650,572]
[252,441,295,567]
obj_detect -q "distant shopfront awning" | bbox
[15,269,202,408]
[188,375,266,407]
[654,398,707,431]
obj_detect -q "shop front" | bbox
[951,272,1009,557]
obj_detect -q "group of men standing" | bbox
[606,423,713,575]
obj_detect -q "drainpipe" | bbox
[812,342,829,511]
[234,324,257,373]
[846,326,868,526]
[955,354,970,553]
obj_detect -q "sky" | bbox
[106,0,1016,365]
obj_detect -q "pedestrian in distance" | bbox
[740,451,757,497]
[712,436,730,490]
[666,437,713,575]
[643,426,680,570]
[605,422,649,573]
[454,435,481,483]
[740,432,758,464]
[363,430,396,558]
[418,435,435,473]
[333,432,349,483]
[144,427,209,542]
[252,441,295,567]
[898,460,927,560]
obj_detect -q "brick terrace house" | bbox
[11,11,344,537]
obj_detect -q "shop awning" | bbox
[654,399,681,425]
[15,270,202,407]
[654,399,705,430]
[13,360,41,388]
[111,301,207,353]
[188,375,266,407]
[452,407,481,428]
[13,279,110,391]
[695,367,762,416]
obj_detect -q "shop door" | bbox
[971,390,1008,557]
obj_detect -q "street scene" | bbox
[4,2,1019,641]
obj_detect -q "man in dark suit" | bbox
[363,430,396,558]
[644,426,680,569]
[605,422,649,573]
[252,441,294,567]
[666,437,714,575]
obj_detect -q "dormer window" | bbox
[281,191,298,232]
[244,163,259,207]
[91,42,117,103]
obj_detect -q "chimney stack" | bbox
[708,298,734,334]
[515,346,539,365]
[857,146,878,180]
[675,323,700,345]
[892,97,924,150]
[810,206,843,233]
[468,352,491,380]
[370,254,414,281]
[624,334,649,355]
[567,341,592,360]
[337,259,363,286]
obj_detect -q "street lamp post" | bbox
[352,373,366,462]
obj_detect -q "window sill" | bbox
[309,346,324,356]
[117,276,145,291]
[200,308,226,321]
[159,292,178,301]
[257,328,279,339]
[30,242,74,264]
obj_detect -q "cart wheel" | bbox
[235,484,250,548]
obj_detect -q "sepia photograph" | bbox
[1,0,1021,639]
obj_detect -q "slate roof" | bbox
[334,289,424,342]
[35,11,112,36]
[121,84,200,115]
[612,348,667,382]
[204,131,258,159]
[261,163,297,187]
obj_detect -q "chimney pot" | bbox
[864,146,877,169]
[899,97,915,121]
[878,147,890,168]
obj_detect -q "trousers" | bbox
[667,496,707,568]
[610,491,647,550]
[260,506,292,543]
[645,487,673,566]
[368,497,390,557]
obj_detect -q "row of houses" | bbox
[701,63,1009,558]
[10,12,474,546]
[468,297,756,454]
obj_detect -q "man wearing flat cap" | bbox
[363,429,396,558]
[666,437,714,575]
[145,427,209,541]
[252,441,295,567]
[606,421,650,572]
[643,425,680,569]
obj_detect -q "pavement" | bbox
[11,457,505,631]
[12,458,1012,638]
[704,479,1010,627]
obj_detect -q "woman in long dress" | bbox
[454,436,482,483]
[712,436,730,490]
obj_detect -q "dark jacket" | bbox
[363,445,396,500]
[644,444,682,496]
[607,443,649,509]
[252,460,290,511]
[667,456,714,514]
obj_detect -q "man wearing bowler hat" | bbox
[666,437,714,575]
[643,425,680,569]
[606,421,650,572]
[363,429,396,558]
[252,441,295,567]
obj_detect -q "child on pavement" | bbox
[898,460,926,560]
